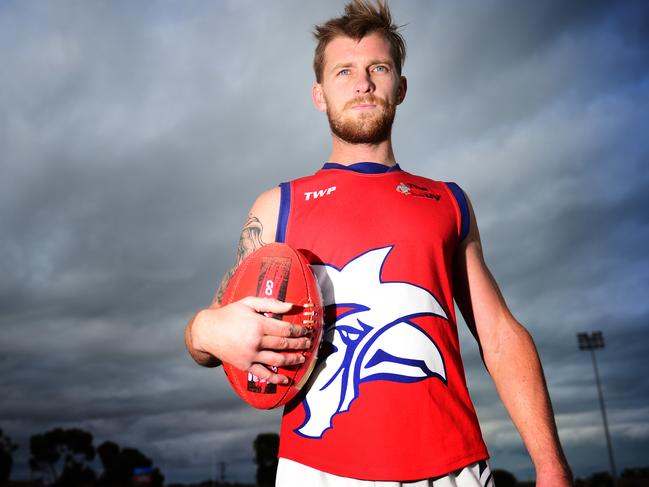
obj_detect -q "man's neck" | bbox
[326,136,397,167]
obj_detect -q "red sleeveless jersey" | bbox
[276,163,488,481]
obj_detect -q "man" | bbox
[185,1,572,486]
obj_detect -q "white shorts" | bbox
[276,458,495,487]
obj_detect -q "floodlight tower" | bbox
[577,331,617,485]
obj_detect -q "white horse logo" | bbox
[296,246,448,438]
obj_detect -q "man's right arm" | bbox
[184,187,312,384]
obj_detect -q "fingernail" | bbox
[299,355,306,363]
[305,340,312,348]
[282,377,289,385]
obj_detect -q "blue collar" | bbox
[322,162,402,174]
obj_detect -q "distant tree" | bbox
[253,433,279,487]
[622,466,649,478]
[57,460,96,487]
[492,469,517,487]
[29,427,96,486]
[97,441,163,487]
[0,429,18,485]
[96,441,121,486]
[589,471,614,487]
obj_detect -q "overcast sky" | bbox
[1,0,648,484]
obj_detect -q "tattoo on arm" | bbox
[214,216,266,304]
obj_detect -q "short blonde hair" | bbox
[312,0,406,83]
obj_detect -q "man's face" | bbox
[313,33,407,145]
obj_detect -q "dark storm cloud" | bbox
[1,0,648,484]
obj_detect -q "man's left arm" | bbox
[453,194,572,487]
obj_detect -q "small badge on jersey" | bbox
[396,182,441,200]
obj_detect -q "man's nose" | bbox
[355,71,375,94]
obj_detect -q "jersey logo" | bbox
[304,186,336,201]
[396,182,440,200]
[295,246,448,439]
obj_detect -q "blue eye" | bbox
[374,65,387,73]
[338,68,351,76]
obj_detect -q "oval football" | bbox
[220,243,323,409]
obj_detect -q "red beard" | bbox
[326,95,396,145]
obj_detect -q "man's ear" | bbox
[396,76,407,105]
[312,83,327,112]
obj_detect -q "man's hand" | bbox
[189,297,312,385]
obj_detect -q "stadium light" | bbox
[577,331,617,485]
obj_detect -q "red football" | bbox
[220,242,323,409]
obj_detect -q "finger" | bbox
[259,335,312,351]
[249,363,290,385]
[240,296,293,314]
[256,350,306,368]
[261,317,310,337]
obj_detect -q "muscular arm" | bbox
[185,214,268,367]
[184,188,311,383]
[453,195,572,486]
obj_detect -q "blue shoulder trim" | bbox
[276,182,291,243]
[446,182,470,242]
[322,162,402,174]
